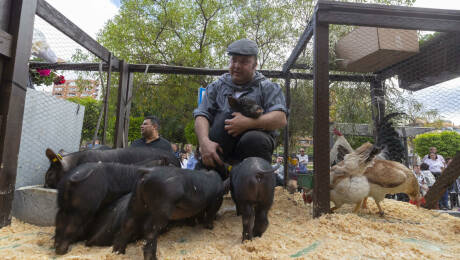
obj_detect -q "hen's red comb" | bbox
[333,128,343,136]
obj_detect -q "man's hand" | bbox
[199,139,223,168]
[224,112,254,137]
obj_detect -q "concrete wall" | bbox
[15,89,84,188]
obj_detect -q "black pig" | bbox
[230,157,276,241]
[45,146,180,188]
[54,163,148,254]
[84,193,135,247]
[113,166,228,260]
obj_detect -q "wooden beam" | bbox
[312,17,330,218]
[0,0,37,228]
[114,60,129,148]
[283,17,314,73]
[317,0,460,32]
[35,0,119,68]
[0,29,12,57]
[283,76,291,188]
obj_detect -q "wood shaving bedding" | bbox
[0,187,459,259]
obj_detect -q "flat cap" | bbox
[227,39,258,56]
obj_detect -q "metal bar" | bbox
[291,63,313,70]
[317,0,460,32]
[0,0,37,228]
[29,62,111,71]
[312,17,330,218]
[102,54,112,145]
[29,62,376,82]
[283,76,291,188]
[123,73,134,148]
[332,123,435,137]
[35,0,120,68]
[282,17,314,73]
[114,60,129,148]
[370,79,385,140]
[0,29,12,57]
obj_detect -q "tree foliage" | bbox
[94,0,418,149]
[413,131,460,159]
[67,97,103,143]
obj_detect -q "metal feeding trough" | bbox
[12,185,58,226]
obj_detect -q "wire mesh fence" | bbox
[317,14,460,208]
[29,14,119,149]
[22,1,460,208]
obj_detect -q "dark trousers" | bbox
[433,172,449,208]
[209,112,274,163]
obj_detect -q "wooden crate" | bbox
[335,27,419,73]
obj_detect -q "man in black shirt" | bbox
[130,116,173,153]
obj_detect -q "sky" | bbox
[35,0,460,124]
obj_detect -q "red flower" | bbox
[36,69,51,76]
[54,75,66,85]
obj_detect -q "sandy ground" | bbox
[1,187,459,259]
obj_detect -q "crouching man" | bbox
[193,39,287,172]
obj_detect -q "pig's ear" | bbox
[70,169,95,183]
[46,148,62,164]
[228,96,238,109]
[58,149,70,157]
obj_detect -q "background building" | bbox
[52,79,100,99]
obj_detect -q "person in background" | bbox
[180,152,189,169]
[420,163,436,190]
[425,153,449,209]
[413,164,429,196]
[130,116,173,153]
[423,147,445,166]
[297,148,309,168]
[185,144,194,161]
[187,150,200,170]
[272,156,284,186]
[171,143,180,159]
[87,139,101,149]
[424,152,445,180]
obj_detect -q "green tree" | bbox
[67,97,103,143]
[94,0,417,148]
[184,121,198,145]
[413,131,460,159]
[128,116,144,142]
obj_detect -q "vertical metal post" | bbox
[312,17,330,218]
[0,0,37,227]
[123,72,134,147]
[114,60,128,148]
[283,75,291,187]
[102,53,112,145]
[370,79,385,140]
